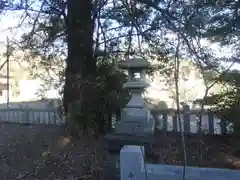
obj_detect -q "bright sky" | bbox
[0,12,27,42]
[0,11,239,70]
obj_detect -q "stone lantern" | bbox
[115,57,155,136]
[103,57,156,180]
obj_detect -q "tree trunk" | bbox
[64,0,96,134]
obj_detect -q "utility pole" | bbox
[6,37,10,108]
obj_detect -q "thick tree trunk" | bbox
[64,0,96,134]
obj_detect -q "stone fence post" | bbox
[183,104,190,134]
[120,145,146,180]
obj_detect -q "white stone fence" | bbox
[120,145,240,180]
[112,108,232,135]
[0,108,65,125]
[150,107,231,135]
[0,106,233,132]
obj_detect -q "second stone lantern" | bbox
[115,57,155,136]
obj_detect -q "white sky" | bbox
[0,11,239,70]
[0,10,238,102]
[0,12,27,42]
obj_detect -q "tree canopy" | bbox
[0,0,239,134]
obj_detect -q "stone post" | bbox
[120,145,145,180]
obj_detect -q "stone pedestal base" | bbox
[117,106,156,136]
[115,121,145,135]
[103,133,154,180]
[104,133,154,152]
[115,121,155,136]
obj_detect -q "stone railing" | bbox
[105,106,233,180]
[112,107,231,135]
[151,107,230,135]
[0,108,65,125]
[120,145,240,180]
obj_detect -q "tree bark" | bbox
[64,0,96,133]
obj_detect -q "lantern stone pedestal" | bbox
[104,133,155,180]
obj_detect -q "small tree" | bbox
[203,70,240,137]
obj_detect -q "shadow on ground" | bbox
[1,124,240,180]
[0,123,106,180]
[153,132,240,169]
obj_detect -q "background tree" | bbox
[201,70,240,136]
[0,0,239,136]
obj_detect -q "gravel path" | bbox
[0,123,106,180]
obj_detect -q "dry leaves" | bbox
[0,123,239,180]
[0,124,107,180]
[152,132,240,169]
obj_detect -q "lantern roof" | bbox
[118,57,151,69]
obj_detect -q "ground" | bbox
[153,132,240,169]
[0,124,240,180]
[0,123,106,180]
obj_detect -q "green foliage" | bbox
[202,70,240,136]
[12,79,20,97]
[156,101,168,109]
[68,56,130,134]
[2,0,240,136]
